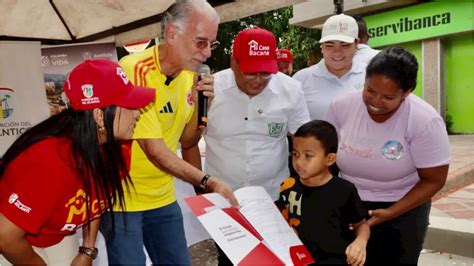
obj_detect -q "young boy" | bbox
[275,120,370,265]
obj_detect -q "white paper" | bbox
[235,186,303,265]
[198,209,260,264]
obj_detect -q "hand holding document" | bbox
[185,186,314,265]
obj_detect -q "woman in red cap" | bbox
[0,59,155,265]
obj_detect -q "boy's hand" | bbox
[345,239,366,265]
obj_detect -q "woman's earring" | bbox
[98,126,106,134]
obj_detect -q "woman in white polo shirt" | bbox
[294,14,367,120]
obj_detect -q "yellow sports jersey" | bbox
[116,45,196,211]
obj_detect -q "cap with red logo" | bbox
[277,49,294,64]
[64,59,155,111]
[232,27,277,74]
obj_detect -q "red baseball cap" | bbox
[232,27,277,74]
[277,49,294,63]
[64,59,155,111]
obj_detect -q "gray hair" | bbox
[160,0,219,40]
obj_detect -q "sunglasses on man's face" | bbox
[175,26,220,50]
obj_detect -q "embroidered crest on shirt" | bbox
[186,91,194,107]
[382,140,404,160]
[8,193,31,213]
[268,122,284,138]
[8,193,18,203]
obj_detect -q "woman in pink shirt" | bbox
[325,47,450,264]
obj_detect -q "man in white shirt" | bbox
[293,14,366,120]
[204,27,310,201]
[353,16,380,65]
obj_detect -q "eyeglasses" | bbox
[175,26,220,50]
[242,72,273,80]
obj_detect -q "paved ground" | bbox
[431,135,474,221]
[189,239,218,266]
[419,249,474,266]
[188,135,474,265]
[432,182,474,221]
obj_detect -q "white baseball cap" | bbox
[319,14,358,43]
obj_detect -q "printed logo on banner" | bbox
[0,88,14,120]
[0,87,33,137]
[49,54,69,66]
[41,56,50,67]
[82,52,92,60]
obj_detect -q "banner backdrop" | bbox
[41,42,118,115]
[0,41,50,157]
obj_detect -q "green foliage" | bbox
[445,113,453,134]
[207,6,322,73]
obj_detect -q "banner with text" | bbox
[41,42,117,115]
[366,1,473,47]
[0,41,50,157]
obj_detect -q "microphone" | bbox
[197,64,211,129]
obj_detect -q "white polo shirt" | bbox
[353,44,380,66]
[204,69,310,199]
[293,59,366,120]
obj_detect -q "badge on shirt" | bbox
[186,91,194,107]
[382,140,404,160]
[268,122,284,138]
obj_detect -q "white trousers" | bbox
[0,234,78,265]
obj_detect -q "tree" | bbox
[207,6,322,73]
[117,7,321,73]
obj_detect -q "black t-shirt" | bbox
[275,176,367,262]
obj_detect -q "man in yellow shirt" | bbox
[100,0,237,264]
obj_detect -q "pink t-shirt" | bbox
[0,138,104,247]
[325,90,450,202]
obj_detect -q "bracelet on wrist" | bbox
[199,174,211,189]
[78,246,98,260]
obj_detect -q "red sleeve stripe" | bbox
[133,57,155,86]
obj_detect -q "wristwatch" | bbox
[199,174,211,189]
[78,246,98,260]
